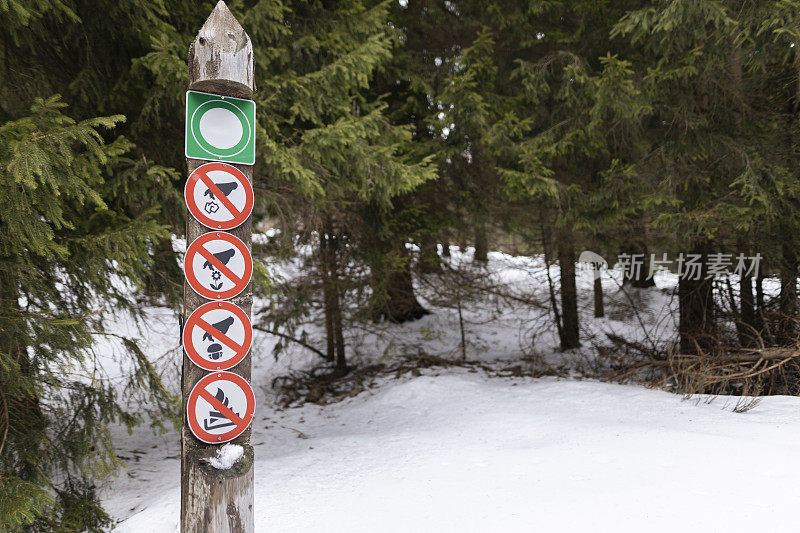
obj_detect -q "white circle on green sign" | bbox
[199,108,243,150]
[190,99,251,158]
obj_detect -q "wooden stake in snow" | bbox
[182,2,255,532]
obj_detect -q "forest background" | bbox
[3,0,800,530]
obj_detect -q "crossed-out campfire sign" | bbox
[187,371,255,444]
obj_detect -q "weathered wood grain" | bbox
[182,2,255,531]
[189,1,254,99]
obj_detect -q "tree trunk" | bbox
[182,5,254,531]
[368,212,429,322]
[473,220,488,263]
[620,241,655,289]
[417,232,441,274]
[372,250,429,322]
[756,270,765,334]
[738,269,755,346]
[731,56,755,347]
[737,240,756,346]
[364,203,428,323]
[557,226,580,350]
[327,229,347,375]
[678,250,715,354]
[778,240,797,343]
[542,225,564,345]
[319,232,336,362]
[593,266,604,318]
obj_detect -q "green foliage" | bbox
[5,0,800,525]
[43,479,112,532]
[613,0,800,245]
[249,0,437,352]
[0,477,52,531]
[0,96,175,530]
[0,0,79,45]
[250,0,436,206]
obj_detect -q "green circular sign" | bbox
[190,99,252,158]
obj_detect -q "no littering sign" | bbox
[185,162,254,230]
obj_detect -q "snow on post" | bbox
[182,2,255,532]
[207,443,245,470]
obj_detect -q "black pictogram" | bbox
[202,316,235,341]
[203,248,236,290]
[203,387,240,431]
[203,248,236,270]
[202,182,238,215]
[205,182,238,199]
[204,201,220,214]
[203,316,235,360]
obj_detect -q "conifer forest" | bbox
[4,1,800,531]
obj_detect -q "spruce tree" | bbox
[436,1,647,350]
[243,0,436,367]
[613,0,800,351]
[360,0,465,320]
[0,96,173,530]
[0,0,187,306]
[381,0,460,276]
[0,1,182,527]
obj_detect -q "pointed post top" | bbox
[202,1,246,50]
[189,0,254,99]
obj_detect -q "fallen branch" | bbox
[605,332,663,360]
[671,348,800,362]
[254,325,328,360]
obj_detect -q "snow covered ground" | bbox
[108,371,800,532]
[99,247,796,531]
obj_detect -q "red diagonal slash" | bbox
[195,317,244,353]
[198,387,246,427]
[197,171,242,219]
[196,245,243,285]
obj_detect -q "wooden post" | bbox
[182,2,255,532]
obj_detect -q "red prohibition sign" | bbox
[187,371,255,444]
[184,232,252,300]
[185,162,254,230]
[183,301,252,371]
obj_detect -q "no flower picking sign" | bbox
[185,90,256,165]
[184,232,252,300]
